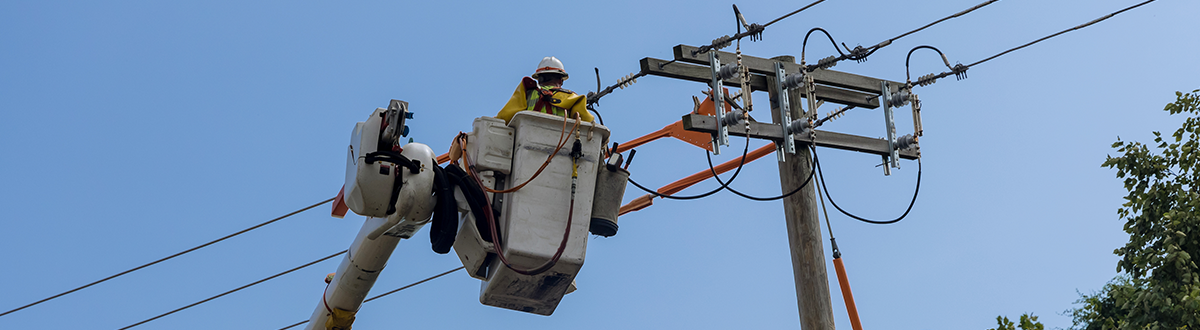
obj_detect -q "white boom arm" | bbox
[306,104,436,330]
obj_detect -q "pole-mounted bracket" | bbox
[709,51,729,155]
[880,82,900,176]
[775,62,796,162]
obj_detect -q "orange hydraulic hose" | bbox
[833,257,864,330]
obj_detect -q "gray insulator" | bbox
[712,35,733,51]
[787,118,811,134]
[782,72,805,90]
[816,56,838,70]
[718,63,740,80]
[895,134,918,150]
[720,109,744,127]
[888,90,911,108]
[917,73,938,87]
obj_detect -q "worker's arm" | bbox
[496,77,537,124]
[564,92,595,123]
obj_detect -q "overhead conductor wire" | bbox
[277,266,465,330]
[625,132,752,200]
[706,144,816,201]
[802,0,998,70]
[119,250,348,330]
[0,198,335,318]
[909,0,1157,88]
[692,0,827,56]
[813,148,921,224]
[763,0,826,27]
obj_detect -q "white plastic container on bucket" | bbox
[479,111,609,315]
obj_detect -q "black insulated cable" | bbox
[801,27,850,69]
[705,144,816,201]
[813,148,921,224]
[0,197,335,318]
[625,134,753,200]
[905,45,956,85]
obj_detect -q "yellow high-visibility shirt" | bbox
[496,77,594,124]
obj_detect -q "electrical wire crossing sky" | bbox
[0,0,1195,329]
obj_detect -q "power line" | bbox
[693,0,827,55]
[278,266,465,330]
[625,135,753,201]
[911,0,1157,87]
[885,0,999,49]
[966,0,1155,68]
[801,0,999,70]
[705,145,816,201]
[764,0,826,28]
[0,197,335,318]
[119,250,347,330]
[812,149,921,225]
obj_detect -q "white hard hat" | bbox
[532,56,568,80]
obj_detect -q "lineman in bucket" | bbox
[496,56,595,124]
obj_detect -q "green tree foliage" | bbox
[990,314,1045,330]
[1071,89,1200,330]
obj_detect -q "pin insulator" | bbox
[782,72,805,90]
[720,109,745,127]
[718,63,740,80]
[888,90,911,108]
[787,118,811,134]
[895,134,918,150]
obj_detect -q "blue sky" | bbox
[2,0,1198,329]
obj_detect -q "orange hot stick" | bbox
[834,256,864,330]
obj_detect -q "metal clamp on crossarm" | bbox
[709,51,730,155]
[880,81,900,175]
[774,62,797,162]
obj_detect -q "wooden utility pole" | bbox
[768,55,834,330]
[641,45,917,329]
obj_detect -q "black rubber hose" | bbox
[625,135,752,200]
